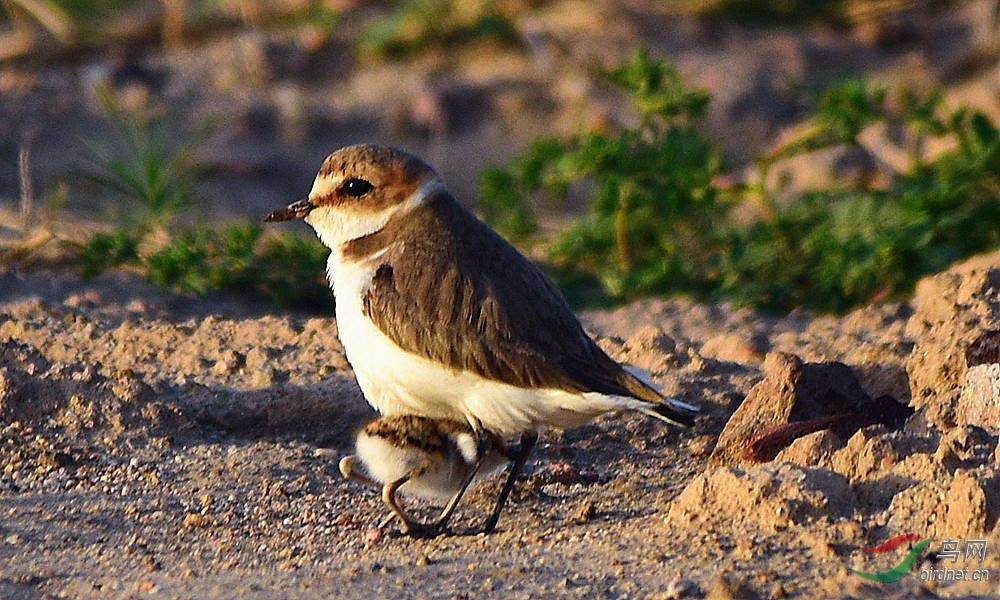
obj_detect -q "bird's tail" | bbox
[620,365,698,427]
[640,400,698,428]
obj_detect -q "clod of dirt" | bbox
[704,573,756,600]
[850,362,912,407]
[0,338,192,441]
[905,251,1000,428]
[709,352,909,467]
[830,426,898,482]
[888,468,1000,538]
[666,462,855,533]
[621,325,677,374]
[956,329,1000,431]
[181,379,371,442]
[774,429,842,469]
[934,424,998,471]
[699,332,768,365]
[967,329,1000,366]
[942,470,1000,537]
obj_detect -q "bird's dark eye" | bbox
[341,178,373,197]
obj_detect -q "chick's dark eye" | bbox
[341,178,373,197]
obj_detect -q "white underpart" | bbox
[309,175,658,437]
[354,427,507,500]
[330,254,658,437]
[354,431,463,500]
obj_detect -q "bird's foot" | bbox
[401,520,449,538]
[378,512,449,538]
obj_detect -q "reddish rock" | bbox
[709,352,911,467]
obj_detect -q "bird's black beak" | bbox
[264,199,315,223]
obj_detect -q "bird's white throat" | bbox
[304,205,389,253]
[303,177,446,252]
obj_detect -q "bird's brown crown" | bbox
[309,144,440,215]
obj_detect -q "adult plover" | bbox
[266,144,697,534]
[340,414,510,536]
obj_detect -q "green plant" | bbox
[719,81,1000,312]
[79,230,138,278]
[359,0,518,58]
[481,48,727,302]
[147,224,332,309]
[80,224,332,311]
[81,89,213,233]
[256,231,336,309]
[672,0,915,27]
[75,91,335,310]
[482,51,1000,313]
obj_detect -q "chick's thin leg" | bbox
[342,455,431,536]
[382,475,418,534]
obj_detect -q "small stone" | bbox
[213,350,246,376]
[571,501,595,523]
[125,299,147,314]
[547,462,580,485]
[663,575,698,599]
[366,527,384,544]
[183,513,215,528]
[934,424,997,470]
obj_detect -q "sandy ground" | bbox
[0,248,998,600]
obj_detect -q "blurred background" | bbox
[1,0,999,312]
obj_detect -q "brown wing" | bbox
[353,189,660,400]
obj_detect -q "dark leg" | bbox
[481,430,537,534]
[430,433,493,532]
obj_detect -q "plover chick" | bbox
[266,144,697,534]
[339,414,510,536]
